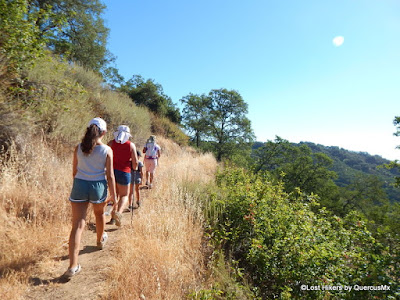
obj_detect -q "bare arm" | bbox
[131,143,138,170]
[72,146,78,177]
[106,148,116,203]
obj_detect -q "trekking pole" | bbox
[131,183,134,225]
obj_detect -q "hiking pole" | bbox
[131,183,134,226]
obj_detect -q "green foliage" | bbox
[28,0,110,72]
[300,141,400,203]
[9,54,152,146]
[0,0,50,72]
[209,167,398,299]
[252,137,339,208]
[181,93,209,147]
[119,75,181,124]
[99,90,152,146]
[181,89,255,162]
[188,251,258,300]
[150,114,188,146]
[383,116,400,187]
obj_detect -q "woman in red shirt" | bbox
[107,125,137,226]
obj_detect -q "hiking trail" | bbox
[24,189,150,300]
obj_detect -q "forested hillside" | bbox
[300,142,400,202]
[253,141,400,203]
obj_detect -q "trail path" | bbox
[24,189,149,300]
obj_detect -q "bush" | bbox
[151,114,189,146]
[210,168,398,299]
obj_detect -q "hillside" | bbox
[0,55,218,299]
[299,142,400,203]
[253,140,400,203]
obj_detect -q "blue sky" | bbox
[103,0,400,160]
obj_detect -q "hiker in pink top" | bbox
[142,135,161,189]
[107,125,137,226]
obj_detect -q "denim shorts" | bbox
[69,178,108,204]
[114,169,131,185]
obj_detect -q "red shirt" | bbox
[111,140,131,173]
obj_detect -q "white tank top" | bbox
[75,144,110,181]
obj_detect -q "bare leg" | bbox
[150,172,154,185]
[135,184,140,205]
[93,202,106,243]
[68,201,89,269]
[116,183,130,214]
[128,181,134,207]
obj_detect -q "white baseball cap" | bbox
[88,117,107,132]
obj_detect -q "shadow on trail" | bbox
[80,245,100,255]
[29,275,71,286]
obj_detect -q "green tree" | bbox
[207,89,254,161]
[180,93,209,147]
[385,116,400,186]
[119,75,181,124]
[252,137,339,206]
[0,0,50,72]
[27,0,110,72]
[181,88,254,161]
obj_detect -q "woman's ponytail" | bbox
[81,124,102,155]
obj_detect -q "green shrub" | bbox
[151,114,189,146]
[210,167,398,299]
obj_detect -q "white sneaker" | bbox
[97,232,108,250]
[63,264,81,278]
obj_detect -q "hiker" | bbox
[107,125,138,226]
[64,117,116,278]
[142,135,161,189]
[128,150,144,210]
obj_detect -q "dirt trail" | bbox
[24,190,149,300]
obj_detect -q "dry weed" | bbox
[0,137,71,285]
[103,137,217,299]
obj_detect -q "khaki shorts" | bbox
[144,158,158,173]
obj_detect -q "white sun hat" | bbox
[88,117,107,132]
[113,125,131,144]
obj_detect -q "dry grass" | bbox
[102,137,217,299]
[0,135,218,299]
[98,90,152,147]
[0,137,72,295]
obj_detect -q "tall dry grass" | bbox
[0,137,72,298]
[102,137,217,299]
[0,134,218,299]
[24,55,152,147]
[98,90,152,147]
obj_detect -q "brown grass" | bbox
[102,137,217,299]
[0,135,217,299]
[0,137,72,295]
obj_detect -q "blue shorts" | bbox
[114,169,131,185]
[69,178,108,204]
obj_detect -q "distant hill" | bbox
[252,141,400,203]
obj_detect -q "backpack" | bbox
[145,142,158,158]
